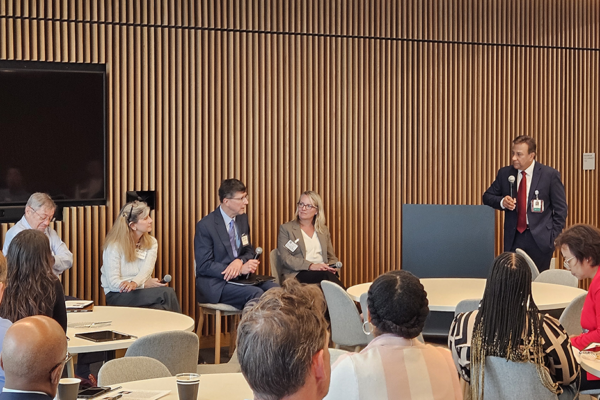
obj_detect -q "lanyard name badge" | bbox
[531,190,544,213]
[135,248,147,259]
[240,233,250,247]
[285,238,299,252]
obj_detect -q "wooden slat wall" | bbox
[1,0,599,339]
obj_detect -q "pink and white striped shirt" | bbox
[325,334,462,400]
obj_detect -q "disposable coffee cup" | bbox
[58,378,81,400]
[176,373,200,400]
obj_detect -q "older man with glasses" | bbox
[2,193,73,275]
[0,316,68,400]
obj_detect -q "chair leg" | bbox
[354,345,361,352]
[228,314,239,357]
[215,310,222,364]
[196,307,205,338]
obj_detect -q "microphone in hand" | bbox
[160,274,172,284]
[253,247,263,260]
[508,175,515,198]
[329,261,343,268]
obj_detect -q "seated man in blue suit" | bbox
[194,179,278,309]
[0,316,68,400]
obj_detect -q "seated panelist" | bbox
[100,201,180,313]
[2,192,73,275]
[277,191,344,288]
[194,179,278,310]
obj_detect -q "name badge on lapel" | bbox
[241,234,250,247]
[135,249,148,260]
[285,239,299,252]
[531,190,544,213]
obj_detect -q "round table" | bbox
[347,278,586,311]
[67,306,195,353]
[114,374,253,400]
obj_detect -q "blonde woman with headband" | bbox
[100,201,180,312]
[277,191,344,288]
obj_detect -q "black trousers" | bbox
[105,287,181,313]
[295,270,345,289]
[510,228,553,272]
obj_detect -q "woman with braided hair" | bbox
[448,252,578,400]
[325,270,461,400]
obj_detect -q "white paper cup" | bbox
[58,378,81,400]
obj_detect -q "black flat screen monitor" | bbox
[0,61,106,221]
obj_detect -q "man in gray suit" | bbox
[194,179,278,309]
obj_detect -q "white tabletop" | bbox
[67,306,195,353]
[574,347,600,378]
[347,278,587,312]
[116,374,253,400]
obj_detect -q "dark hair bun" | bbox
[367,270,429,339]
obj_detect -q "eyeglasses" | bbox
[228,195,248,202]
[563,256,576,270]
[50,352,72,373]
[297,202,317,210]
[31,207,56,223]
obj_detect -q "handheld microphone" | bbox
[247,247,263,278]
[508,175,515,198]
[329,261,343,268]
[160,274,172,284]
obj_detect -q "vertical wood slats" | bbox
[0,0,599,341]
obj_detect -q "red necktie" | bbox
[517,171,527,233]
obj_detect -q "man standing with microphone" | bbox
[483,136,568,271]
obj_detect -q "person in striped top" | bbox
[325,270,462,400]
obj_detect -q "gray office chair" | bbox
[196,350,241,374]
[124,330,199,375]
[454,298,481,317]
[478,356,561,400]
[270,249,284,285]
[559,292,587,336]
[321,281,370,351]
[535,269,578,288]
[97,356,171,386]
[516,248,541,280]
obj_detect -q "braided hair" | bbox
[470,252,557,400]
[367,270,429,339]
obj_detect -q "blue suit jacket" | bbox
[483,162,568,254]
[194,207,256,303]
[0,392,54,400]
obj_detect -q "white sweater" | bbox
[100,236,158,294]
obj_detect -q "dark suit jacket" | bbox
[482,161,567,254]
[194,206,256,303]
[0,391,54,400]
[277,220,338,280]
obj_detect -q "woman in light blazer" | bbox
[277,191,344,288]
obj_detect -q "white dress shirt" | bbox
[2,216,73,275]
